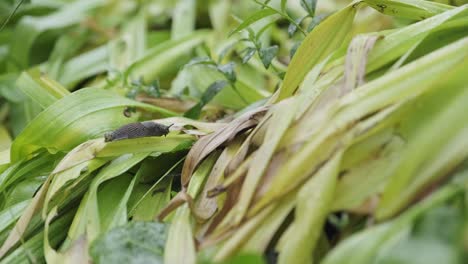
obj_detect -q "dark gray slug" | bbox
[104,122,173,142]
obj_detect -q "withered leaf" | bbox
[181,106,268,187]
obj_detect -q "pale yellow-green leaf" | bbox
[277,4,357,100]
[277,152,342,264]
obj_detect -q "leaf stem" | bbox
[0,0,25,31]
[252,0,307,36]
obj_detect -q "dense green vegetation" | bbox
[0,0,467,263]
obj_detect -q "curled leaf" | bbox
[181,106,268,187]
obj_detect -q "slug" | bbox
[104,122,173,142]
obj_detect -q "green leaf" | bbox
[241,47,257,64]
[322,184,463,264]
[237,194,295,256]
[229,8,277,37]
[0,210,74,264]
[255,20,279,41]
[306,13,327,32]
[288,16,306,37]
[46,31,88,80]
[277,5,357,100]
[364,0,453,20]
[8,96,43,137]
[281,0,287,12]
[412,204,464,243]
[129,164,175,221]
[16,69,69,108]
[90,222,167,264]
[259,45,278,69]
[218,62,237,83]
[62,153,149,247]
[10,88,176,162]
[108,11,147,72]
[0,73,21,103]
[332,130,405,211]
[0,200,29,233]
[202,253,266,264]
[97,135,194,157]
[0,153,59,195]
[289,41,301,59]
[0,0,24,32]
[9,0,104,69]
[126,31,210,83]
[4,177,43,207]
[172,0,196,40]
[255,35,468,216]
[300,0,317,17]
[184,80,229,119]
[0,125,11,152]
[366,5,468,73]
[97,174,136,233]
[376,53,468,219]
[164,154,218,264]
[172,62,267,110]
[277,152,342,264]
[376,238,460,264]
[59,45,109,88]
[146,80,161,98]
[185,57,216,68]
[375,203,464,264]
[225,254,266,264]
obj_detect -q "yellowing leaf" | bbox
[277,5,357,101]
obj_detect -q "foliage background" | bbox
[0,0,466,263]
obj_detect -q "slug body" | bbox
[104,122,173,142]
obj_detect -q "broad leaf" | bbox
[90,222,167,264]
[11,88,175,162]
